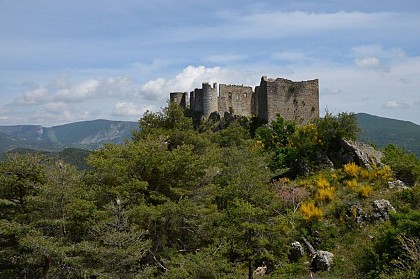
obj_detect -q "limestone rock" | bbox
[253,265,267,277]
[350,204,366,223]
[340,139,384,169]
[289,241,305,262]
[311,250,334,272]
[388,180,409,190]
[372,199,396,221]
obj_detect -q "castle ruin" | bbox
[170,76,319,124]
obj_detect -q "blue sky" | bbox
[1,0,420,126]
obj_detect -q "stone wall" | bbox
[173,76,319,124]
[218,84,254,117]
[170,92,188,109]
[258,77,319,124]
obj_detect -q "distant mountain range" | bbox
[0,114,418,164]
[0,119,139,154]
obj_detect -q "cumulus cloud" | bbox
[31,107,92,126]
[351,45,407,73]
[383,100,409,109]
[14,76,135,107]
[139,65,240,102]
[55,79,100,102]
[354,57,390,72]
[354,57,380,68]
[141,78,167,101]
[5,75,139,125]
[112,102,146,117]
[14,87,49,105]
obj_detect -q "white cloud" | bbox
[112,102,150,117]
[354,57,380,68]
[15,87,49,105]
[141,78,167,101]
[354,56,390,72]
[139,65,234,102]
[383,100,409,109]
[31,107,92,126]
[56,79,100,102]
[351,45,406,59]
[44,102,68,113]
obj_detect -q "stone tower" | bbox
[169,92,188,109]
[189,82,218,119]
[256,77,319,124]
[202,82,218,118]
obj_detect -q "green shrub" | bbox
[382,144,420,186]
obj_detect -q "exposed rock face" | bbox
[301,237,334,272]
[253,265,267,277]
[350,204,366,223]
[341,139,384,169]
[289,241,305,262]
[388,180,409,190]
[311,251,334,272]
[372,199,396,221]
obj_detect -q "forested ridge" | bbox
[1,103,420,278]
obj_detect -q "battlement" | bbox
[170,76,319,124]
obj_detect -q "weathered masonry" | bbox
[170,76,319,124]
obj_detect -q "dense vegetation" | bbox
[1,103,419,278]
[357,113,420,157]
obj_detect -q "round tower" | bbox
[201,82,218,118]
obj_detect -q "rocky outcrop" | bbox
[289,241,305,262]
[253,265,267,277]
[301,237,334,272]
[372,199,396,221]
[311,250,334,272]
[341,139,384,169]
[388,180,409,190]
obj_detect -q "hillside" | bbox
[357,113,420,157]
[1,105,420,278]
[0,119,139,154]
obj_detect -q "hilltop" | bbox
[357,113,420,157]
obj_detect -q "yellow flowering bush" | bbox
[343,162,360,177]
[316,177,330,189]
[358,184,374,198]
[359,168,371,180]
[315,188,334,202]
[300,201,323,222]
[345,179,358,190]
[374,165,394,181]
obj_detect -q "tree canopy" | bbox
[1,104,419,278]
